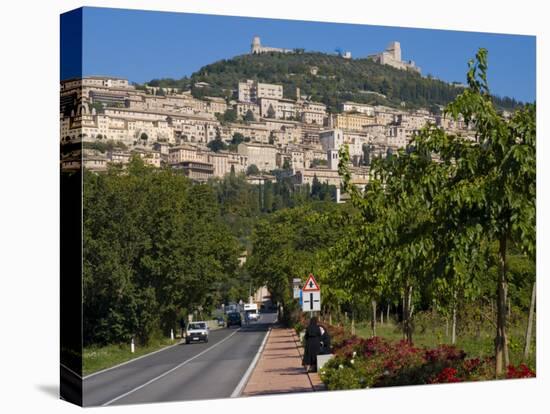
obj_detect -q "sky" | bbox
[61,7,536,103]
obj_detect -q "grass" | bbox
[347,316,536,370]
[83,336,177,376]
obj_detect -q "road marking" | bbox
[230,325,272,397]
[84,326,226,380]
[83,342,181,380]
[101,328,241,406]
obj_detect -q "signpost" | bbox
[292,278,302,299]
[302,274,321,313]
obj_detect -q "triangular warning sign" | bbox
[302,274,320,291]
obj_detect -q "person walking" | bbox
[179,317,186,339]
[302,317,322,372]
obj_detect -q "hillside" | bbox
[146,52,523,112]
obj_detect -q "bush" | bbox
[318,322,532,390]
[506,363,535,379]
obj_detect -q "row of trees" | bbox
[332,49,535,376]
[246,50,535,378]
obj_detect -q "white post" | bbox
[170,329,174,341]
[131,337,135,353]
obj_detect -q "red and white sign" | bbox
[302,274,320,292]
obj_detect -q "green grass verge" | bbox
[354,321,536,369]
[83,337,177,376]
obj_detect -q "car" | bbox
[215,316,225,327]
[226,312,242,327]
[185,321,209,344]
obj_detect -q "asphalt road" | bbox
[82,312,277,406]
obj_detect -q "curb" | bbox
[231,326,272,398]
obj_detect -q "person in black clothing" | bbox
[302,317,321,372]
[179,317,186,339]
[319,324,331,354]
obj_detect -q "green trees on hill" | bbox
[144,52,524,112]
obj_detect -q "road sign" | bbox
[302,274,320,292]
[293,286,301,299]
[302,290,321,312]
[299,289,303,306]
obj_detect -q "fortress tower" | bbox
[251,36,262,54]
[250,36,293,55]
[386,41,401,62]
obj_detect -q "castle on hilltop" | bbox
[250,36,294,55]
[368,41,421,74]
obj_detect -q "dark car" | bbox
[226,312,242,327]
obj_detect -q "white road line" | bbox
[101,328,241,406]
[230,326,272,398]
[84,326,226,380]
[83,341,181,380]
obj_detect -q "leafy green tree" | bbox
[207,137,227,152]
[246,164,260,176]
[83,157,240,345]
[223,108,237,123]
[231,132,246,145]
[267,104,276,119]
[244,109,256,122]
[338,49,535,375]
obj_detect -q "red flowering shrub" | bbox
[313,323,535,391]
[431,367,462,383]
[424,344,466,363]
[506,363,535,379]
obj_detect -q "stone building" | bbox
[238,80,283,103]
[250,36,293,55]
[368,41,421,74]
[237,142,278,172]
[329,112,376,131]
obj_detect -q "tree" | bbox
[337,49,535,363]
[246,164,260,176]
[267,104,276,119]
[244,109,256,122]
[231,132,246,145]
[223,108,237,123]
[282,158,291,171]
[83,158,240,345]
[140,132,148,142]
[207,137,227,152]
[444,49,535,375]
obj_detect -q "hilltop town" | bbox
[60,40,477,199]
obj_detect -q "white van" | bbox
[243,303,259,321]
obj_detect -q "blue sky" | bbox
[62,7,536,102]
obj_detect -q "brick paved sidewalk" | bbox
[242,327,325,396]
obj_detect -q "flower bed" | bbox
[316,324,535,390]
